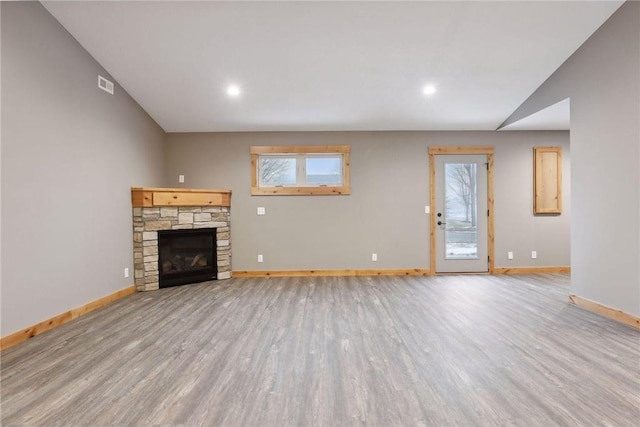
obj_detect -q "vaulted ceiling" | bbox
[42,1,623,132]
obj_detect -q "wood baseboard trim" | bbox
[0,286,136,351]
[232,269,432,278]
[569,294,640,329]
[493,266,570,275]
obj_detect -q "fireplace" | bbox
[159,229,217,288]
[131,187,232,292]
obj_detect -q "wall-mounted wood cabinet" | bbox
[534,147,562,214]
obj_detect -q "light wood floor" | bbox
[1,274,639,426]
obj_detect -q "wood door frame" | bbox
[429,146,495,274]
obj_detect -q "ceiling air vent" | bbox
[98,75,114,95]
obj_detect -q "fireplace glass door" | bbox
[158,229,217,288]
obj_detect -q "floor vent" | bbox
[98,75,114,95]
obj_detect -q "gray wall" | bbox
[1,2,165,336]
[502,1,639,316]
[165,131,570,272]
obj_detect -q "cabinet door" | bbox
[534,146,562,214]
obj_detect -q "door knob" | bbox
[437,221,446,226]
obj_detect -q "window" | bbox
[251,146,350,195]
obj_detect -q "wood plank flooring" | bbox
[1,274,639,426]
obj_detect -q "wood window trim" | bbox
[428,146,495,274]
[533,146,562,214]
[251,145,351,196]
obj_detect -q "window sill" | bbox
[250,185,351,196]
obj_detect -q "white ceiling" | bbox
[42,1,623,132]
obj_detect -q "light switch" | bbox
[257,207,266,215]
[425,206,430,214]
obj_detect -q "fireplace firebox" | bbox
[158,228,217,288]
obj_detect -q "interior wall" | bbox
[1,2,165,336]
[502,1,639,316]
[164,131,570,272]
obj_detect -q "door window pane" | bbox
[259,157,296,186]
[444,163,478,259]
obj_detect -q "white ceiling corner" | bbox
[499,98,571,131]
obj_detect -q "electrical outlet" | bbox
[257,207,266,215]
[124,267,129,278]
[258,254,264,263]
[178,174,185,183]
[372,253,378,262]
[507,252,514,260]
[531,251,537,259]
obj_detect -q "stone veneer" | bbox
[132,206,231,291]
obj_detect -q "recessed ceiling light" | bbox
[423,85,437,95]
[227,84,241,97]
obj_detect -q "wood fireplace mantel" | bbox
[131,187,231,208]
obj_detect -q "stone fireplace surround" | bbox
[131,188,232,291]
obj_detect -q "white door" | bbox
[434,154,488,273]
